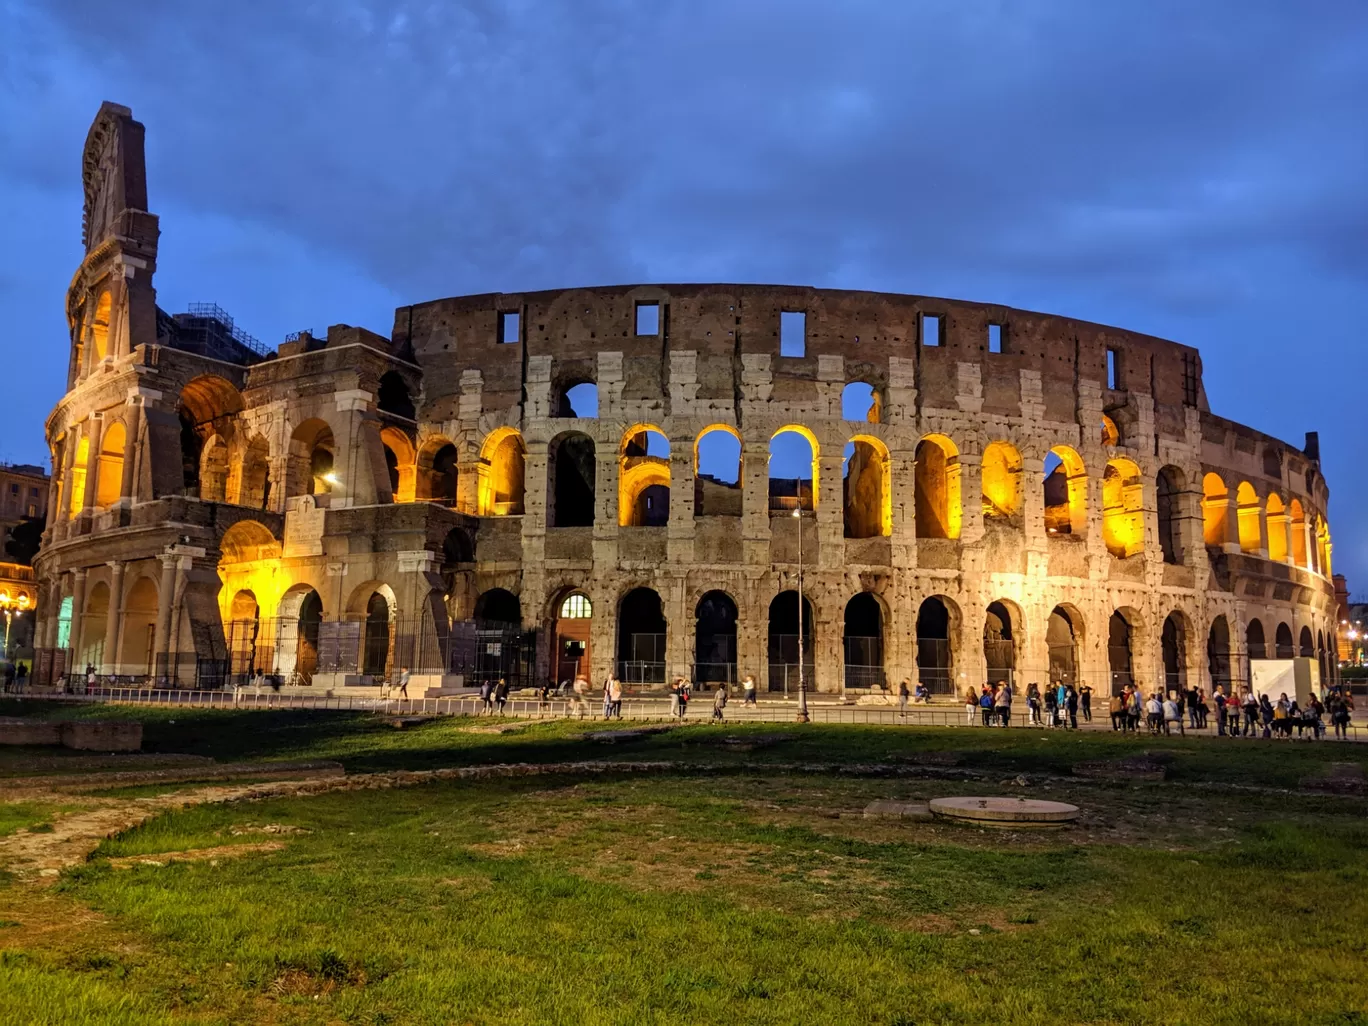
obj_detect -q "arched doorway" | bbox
[694,591,738,686]
[1108,610,1133,695]
[378,371,416,420]
[1162,612,1187,693]
[980,442,1023,523]
[769,427,817,512]
[1275,622,1294,660]
[278,586,322,683]
[983,601,1015,688]
[843,593,885,689]
[1044,447,1087,536]
[227,590,261,681]
[694,427,742,517]
[617,587,666,684]
[1103,459,1144,558]
[475,588,520,627]
[1299,625,1314,659]
[361,591,393,677]
[1246,618,1266,660]
[619,428,670,527]
[914,437,960,539]
[843,436,891,539]
[79,582,110,673]
[548,433,596,527]
[553,592,592,684]
[1207,616,1232,694]
[119,577,159,677]
[1046,606,1079,686]
[915,596,954,695]
[479,428,527,515]
[768,591,814,693]
[1157,467,1183,565]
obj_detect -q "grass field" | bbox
[2,703,1368,1024]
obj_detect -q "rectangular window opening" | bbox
[635,302,660,336]
[780,311,806,357]
[1106,348,1119,390]
[922,314,941,347]
[987,323,1003,354]
[497,311,520,344]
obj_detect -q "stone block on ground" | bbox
[0,718,63,746]
[863,800,933,820]
[59,720,143,751]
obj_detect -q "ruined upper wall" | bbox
[392,284,1209,428]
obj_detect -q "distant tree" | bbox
[4,517,44,565]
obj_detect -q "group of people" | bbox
[1102,682,1355,741]
[958,680,1095,729]
[0,661,29,693]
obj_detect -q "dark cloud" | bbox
[2,0,1366,582]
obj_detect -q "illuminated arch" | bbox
[1202,472,1228,547]
[769,425,819,512]
[980,440,1023,520]
[1101,414,1119,447]
[1265,493,1288,563]
[1044,446,1087,536]
[1235,481,1261,554]
[68,435,90,518]
[95,420,125,509]
[619,425,670,527]
[1101,457,1144,558]
[915,434,961,539]
[216,520,284,622]
[415,435,458,505]
[843,433,891,538]
[694,425,742,517]
[380,426,417,503]
[478,427,526,515]
[1289,498,1307,567]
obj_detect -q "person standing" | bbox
[397,666,411,700]
[86,663,97,694]
[572,674,589,718]
[538,681,552,715]
[678,679,691,719]
[1108,691,1123,731]
[712,683,728,722]
[1242,690,1259,737]
[602,675,614,720]
[1043,684,1058,729]
[609,675,623,719]
[898,678,910,718]
[995,680,1011,727]
[1145,692,1163,735]
[669,677,682,718]
[1128,687,1143,733]
[1163,692,1184,736]
[1027,682,1041,726]
[742,674,757,707]
[965,685,979,726]
[1065,685,1079,730]
[1079,682,1093,723]
[494,677,509,715]
[480,678,494,715]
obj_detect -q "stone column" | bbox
[741,439,771,567]
[666,437,695,565]
[890,451,917,568]
[102,561,126,675]
[814,448,844,568]
[152,554,177,680]
[81,414,104,513]
[67,569,88,669]
[56,424,81,524]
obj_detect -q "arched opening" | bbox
[1108,610,1133,695]
[472,588,523,686]
[981,441,1023,521]
[1246,618,1266,660]
[377,371,416,420]
[1207,616,1231,693]
[1202,473,1229,547]
[1043,446,1087,536]
[694,591,738,685]
[358,590,394,677]
[415,440,459,506]
[1289,499,1307,567]
[1265,493,1288,563]
[769,426,817,512]
[1275,622,1294,660]
[479,428,526,515]
[983,601,1016,687]
[1299,625,1314,659]
[67,435,90,518]
[91,290,112,362]
[843,435,891,539]
[1236,482,1261,554]
[1162,612,1187,692]
[227,589,261,680]
[380,427,417,503]
[118,576,158,677]
[916,597,954,694]
[914,435,961,539]
[216,521,282,673]
[79,582,110,671]
[95,421,125,508]
[619,427,670,527]
[1317,629,1328,686]
[843,593,885,689]
[178,376,244,498]
[277,586,322,683]
[1102,458,1144,558]
[694,426,742,517]
[1047,606,1079,685]
[617,587,666,683]
[767,590,814,693]
[553,591,593,682]
[1156,466,1183,564]
[556,381,598,418]
[842,381,881,423]
[1101,414,1119,447]
[548,432,596,527]
[238,436,271,509]
[286,419,336,498]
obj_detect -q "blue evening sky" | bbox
[1,2,1364,587]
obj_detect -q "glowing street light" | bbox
[0,591,30,657]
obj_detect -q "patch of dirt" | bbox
[106,841,285,869]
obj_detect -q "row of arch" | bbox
[1202,473,1331,574]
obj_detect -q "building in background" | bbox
[0,462,46,668]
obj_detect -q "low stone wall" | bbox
[0,717,142,751]
[0,718,62,746]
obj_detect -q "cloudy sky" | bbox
[2,1,1365,585]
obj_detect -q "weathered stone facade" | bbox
[32,103,1338,697]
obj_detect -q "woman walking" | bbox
[964,685,979,726]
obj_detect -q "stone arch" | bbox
[1207,615,1232,692]
[1102,457,1144,558]
[1047,604,1082,686]
[118,575,159,677]
[983,599,1019,686]
[548,431,596,527]
[619,426,670,527]
[981,441,1023,522]
[1107,608,1135,695]
[767,590,815,692]
[914,434,961,539]
[843,433,891,539]
[617,586,666,683]
[769,425,819,512]
[841,381,881,423]
[199,433,230,502]
[91,289,112,361]
[237,435,272,509]
[843,591,886,688]
[286,418,336,498]
[1299,625,1314,658]
[694,425,742,517]
[78,580,110,671]
[1245,617,1267,660]
[277,584,323,681]
[1156,465,1184,565]
[1044,446,1087,536]
[380,426,417,503]
[1289,498,1307,567]
[552,588,593,682]
[695,590,738,685]
[1275,621,1294,659]
[415,435,458,506]
[915,594,959,694]
[1100,414,1120,447]
[478,427,526,516]
[1202,473,1229,547]
[556,379,598,418]
[179,375,244,497]
[95,419,125,508]
[377,370,416,420]
[1265,493,1288,563]
[1161,610,1191,693]
[67,435,89,518]
[474,588,521,626]
[226,588,262,678]
[1236,481,1261,554]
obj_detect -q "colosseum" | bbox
[32,102,1340,700]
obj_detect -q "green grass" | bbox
[3,707,1368,1022]
[0,802,76,838]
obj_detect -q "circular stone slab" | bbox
[929,796,1079,829]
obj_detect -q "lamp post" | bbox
[791,506,810,723]
[0,591,28,659]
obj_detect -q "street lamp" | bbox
[791,506,810,723]
[0,591,29,658]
